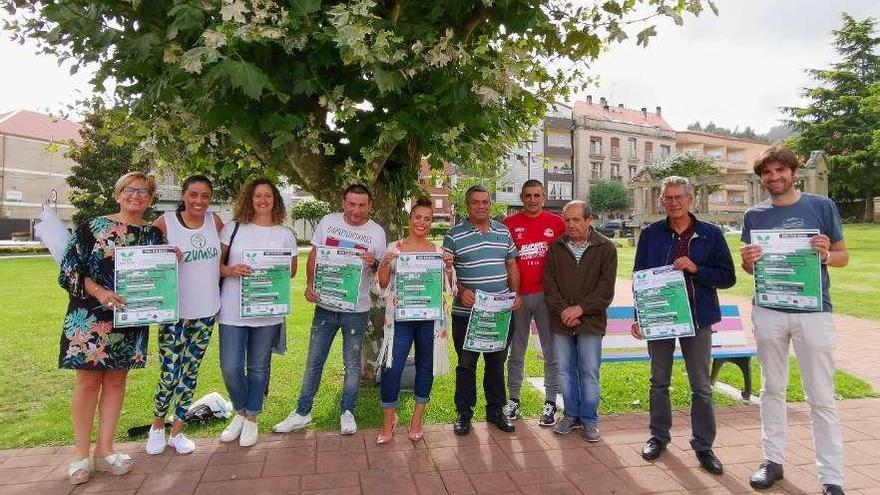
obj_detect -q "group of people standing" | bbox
[57,145,849,495]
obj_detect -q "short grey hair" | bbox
[465,184,490,204]
[562,200,591,219]
[659,176,694,197]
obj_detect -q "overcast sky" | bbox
[1,0,879,133]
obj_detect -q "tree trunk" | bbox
[865,187,876,223]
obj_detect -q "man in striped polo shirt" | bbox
[443,185,522,436]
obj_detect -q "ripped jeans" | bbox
[295,306,370,415]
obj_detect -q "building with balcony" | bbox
[0,110,82,238]
[416,159,454,223]
[674,131,770,213]
[497,103,574,213]
[573,97,675,203]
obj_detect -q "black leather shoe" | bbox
[641,437,666,461]
[487,414,515,433]
[453,415,471,436]
[822,484,845,495]
[696,450,724,475]
[749,460,784,489]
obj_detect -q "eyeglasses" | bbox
[122,187,151,197]
[660,194,690,204]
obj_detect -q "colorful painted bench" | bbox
[604,305,756,399]
[533,305,756,399]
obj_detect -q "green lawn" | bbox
[0,228,877,448]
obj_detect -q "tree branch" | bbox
[388,0,402,26]
[461,5,488,44]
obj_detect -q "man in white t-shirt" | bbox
[273,184,387,435]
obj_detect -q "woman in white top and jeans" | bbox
[217,178,297,447]
[146,175,223,455]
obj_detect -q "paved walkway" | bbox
[3,398,880,494]
[2,279,880,494]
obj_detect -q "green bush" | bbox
[429,224,450,237]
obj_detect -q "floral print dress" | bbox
[58,217,165,370]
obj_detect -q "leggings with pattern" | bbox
[153,317,215,420]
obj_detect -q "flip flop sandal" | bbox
[94,452,134,475]
[68,458,90,485]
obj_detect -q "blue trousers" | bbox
[380,319,435,408]
[554,332,602,426]
[218,323,280,416]
[295,306,370,415]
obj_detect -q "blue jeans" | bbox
[554,332,602,426]
[380,319,434,408]
[218,323,280,416]
[295,307,370,415]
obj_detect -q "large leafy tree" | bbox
[3,0,713,234]
[66,106,155,225]
[785,13,880,223]
[649,152,720,179]
[588,179,629,215]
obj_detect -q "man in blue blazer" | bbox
[631,176,735,475]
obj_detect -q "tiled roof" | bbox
[0,109,82,144]
[574,101,674,132]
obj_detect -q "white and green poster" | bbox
[314,246,363,312]
[240,249,292,318]
[395,252,444,321]
[633,265,696,340]
[751,229,822,311]
[113,246,178,327]
[463,290,516,352]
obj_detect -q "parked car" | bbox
[596,219,633,238]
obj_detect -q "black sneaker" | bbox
[502,399,520,420]
[538,402,557,426]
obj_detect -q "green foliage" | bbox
[291,198,332,228]
[649,152,721,180]
[686,121,769,143]
[784,13,880,223]
[448,162,509,222]
[428,223,450,238]
[65,105,155,225]
[3,0,715,233]
[589,180,630,214]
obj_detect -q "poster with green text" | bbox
[395,252,444,321]
[315,246,363,312]
[751,229,822,311]
[633,265,696,340]
[463,290,516,352]
[240,249,292,318]
[113,246,178,327]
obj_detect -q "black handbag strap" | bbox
[222,221,240,265]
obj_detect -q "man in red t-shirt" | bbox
[502,180,566,425]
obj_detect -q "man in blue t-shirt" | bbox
[740,147,849,495]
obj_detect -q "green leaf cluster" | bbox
[64,105,155,225]
[589,180,629,214]
[784,13,880,223]
[4,0,713,230]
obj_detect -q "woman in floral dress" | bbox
[59,172,165,485]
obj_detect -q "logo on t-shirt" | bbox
[190,233,206,249]
[519,241,549,261]
[782,217,805,229]
[544,228,555,238]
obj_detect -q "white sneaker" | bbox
[220,415,246,442]
[273,411,312,433]
[145,427,166,455]
[167,432,195,454]
[239,419,259,447]
[340,410,357,435]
